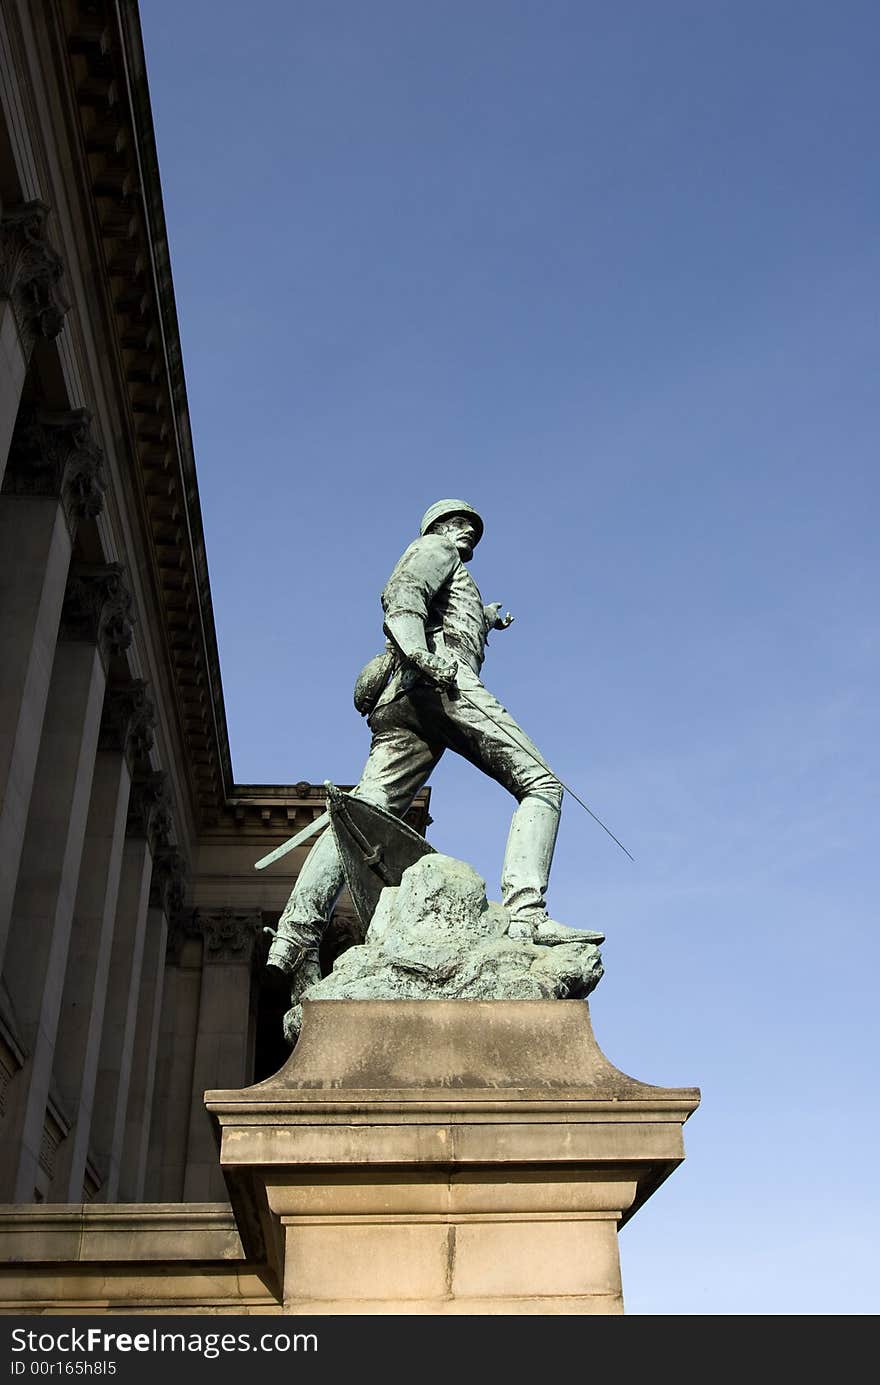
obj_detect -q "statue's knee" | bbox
[534,777,563,811]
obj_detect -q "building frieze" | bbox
[217,784,432,838]
[61,9,232,821]
[0,200,68,351]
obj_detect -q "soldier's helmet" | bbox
[419,499,484,545]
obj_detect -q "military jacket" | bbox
[373,534,495,711]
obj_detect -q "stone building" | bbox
[0,0,428,1213]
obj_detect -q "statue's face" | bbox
[432,514,480,561]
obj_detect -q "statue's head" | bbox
[419,499,484,560]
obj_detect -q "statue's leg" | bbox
[267,703,442,990]
[423,668,563,936]
[265,827,345,981]
[499,792,562,935]
[353,700,444,816]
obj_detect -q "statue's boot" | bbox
[532,918,605,946]
[265,827,346,994]
[265,923,323,1000]
[500,789,562,941]
[499,789,602,944]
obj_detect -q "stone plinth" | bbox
[206,1000,700,1316]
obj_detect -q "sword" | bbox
[255,679,634,869]
[448,683,635,863]
[253,811,329,870]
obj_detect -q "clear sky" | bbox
[139,1,879,1314]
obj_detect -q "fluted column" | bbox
[183,910,261,1201]
[0,203,68,484]
[91,772,170,1202]
[0,409,105,976]
[118,847,186,1201]
[50,682,155,1201]
[0,564,132,1200]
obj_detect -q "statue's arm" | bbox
[381,536,459,689]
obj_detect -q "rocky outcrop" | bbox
[285,853,603,1042]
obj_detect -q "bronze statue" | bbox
[265,499,574,1002]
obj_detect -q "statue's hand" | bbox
[486,602,514,631]
[409,648,458,691]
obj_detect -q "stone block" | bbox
[207,1000,699,1314]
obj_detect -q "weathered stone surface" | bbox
[285,853,603,1042]
[206,1001,700,1316]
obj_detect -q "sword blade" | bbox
[453,686,635,863]
[253,810,330,870]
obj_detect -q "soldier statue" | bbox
[265,499,568,1000]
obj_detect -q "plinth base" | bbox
[206,1000,699,1315]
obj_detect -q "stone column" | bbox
[183,911,261,1201]
[0,564,132,1201]
[118,848,186,1201]
[0,409,105,979]
[91,773,170,1203]
[50,683,155,1201]
[0,202,68,485]
[144,923,202,1202]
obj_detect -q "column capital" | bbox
[59,562,133,669]
[126,770,172,849]
[165,914,194,965]
[2,406,106,535]
[149,846,188,916]
[98,679,156,768]
[194,909,263,965]
[0,201,68,350]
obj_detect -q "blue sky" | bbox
[140,1,879,1314]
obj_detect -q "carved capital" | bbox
[194,909,262,965]
[165,913,195,965]
[2,406,106,533]
[59,563,133,668]
[0,201,68,350]
[98,678,155,765]
[149,846,187,915]
[126,769,172,847]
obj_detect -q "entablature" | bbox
[53,0,233,823]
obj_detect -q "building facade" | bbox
[0,0,429,1212]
